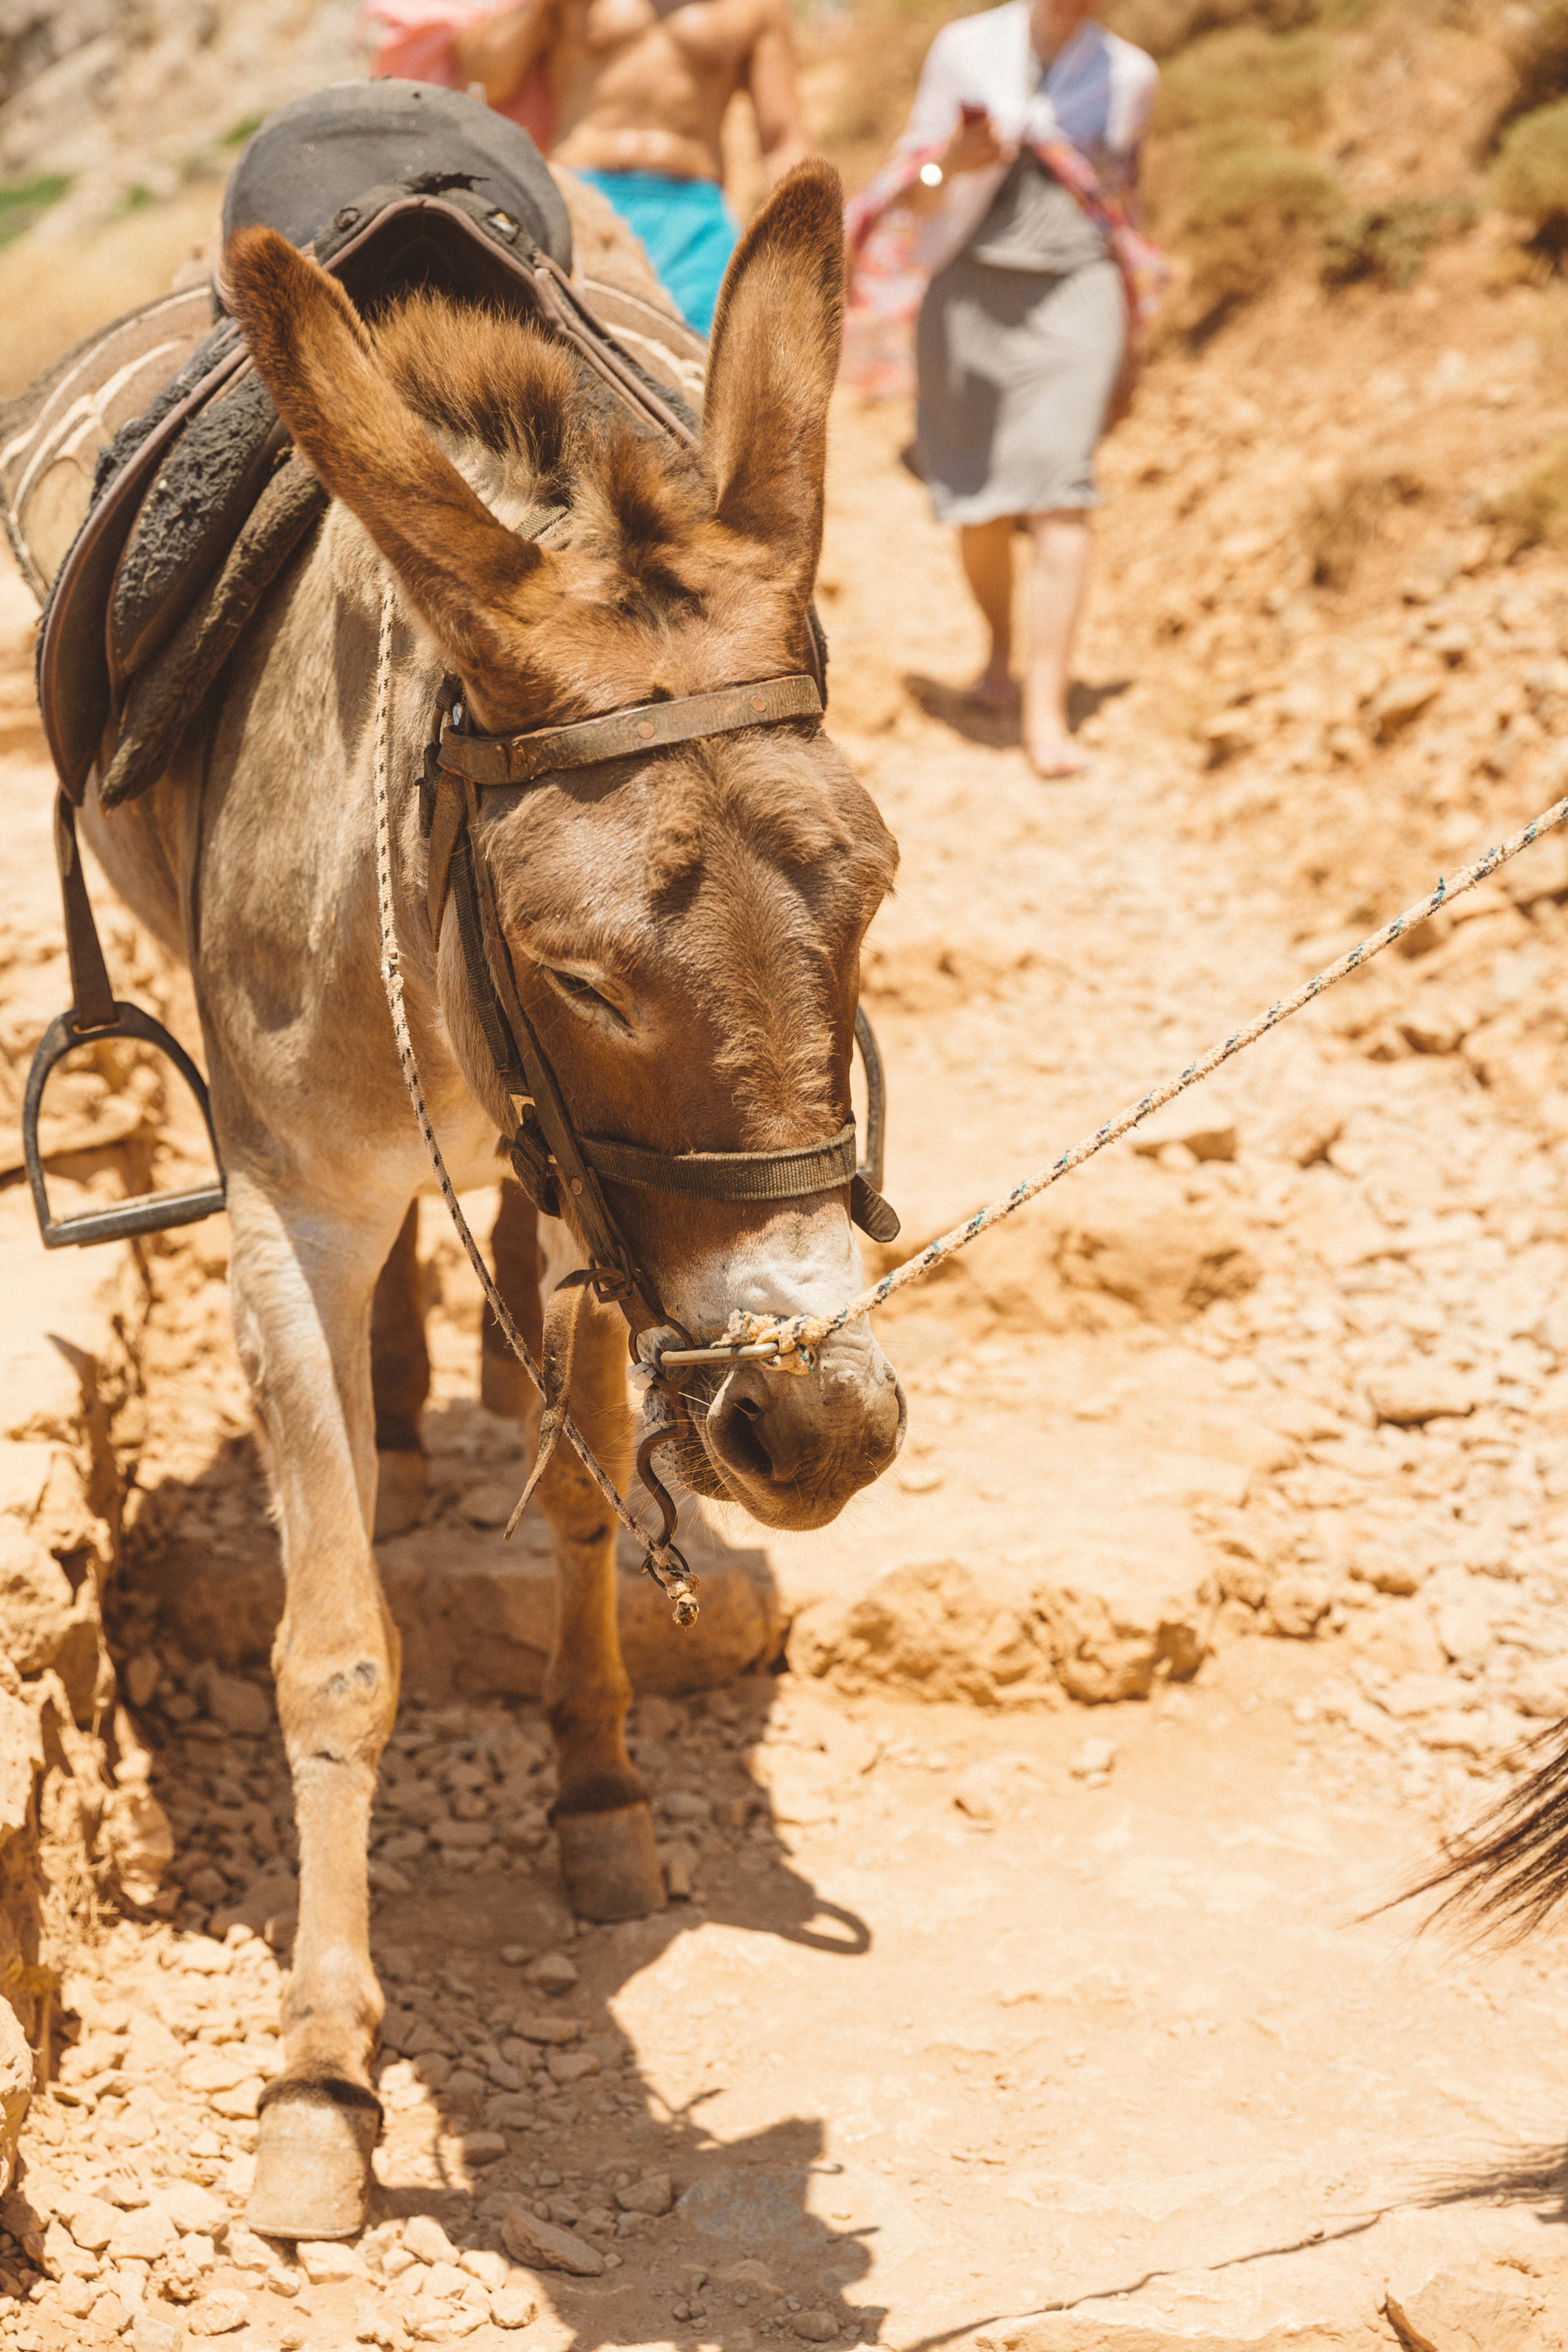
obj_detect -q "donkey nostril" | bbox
[720,1393,774,1481]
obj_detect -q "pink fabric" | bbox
[360,0,555,151]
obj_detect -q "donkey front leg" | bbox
[227,1172,406,2239]
[537,1274,665,1921]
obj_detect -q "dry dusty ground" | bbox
[9,236,1568,2352]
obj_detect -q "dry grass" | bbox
[1298,462,1420,588]
[0,183,223,398]
[1495,0,1568,139]
[1170,139,1344,332]
[1321,194,1477,287]
[1106,0,1319,53]
[1157,23,1332,138]
[1496,434,1568,549]
[1491,97,1568,254]
[1136,16,1354,334]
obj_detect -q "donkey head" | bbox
[226,162,904,1531]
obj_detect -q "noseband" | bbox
[419,669,901,1351]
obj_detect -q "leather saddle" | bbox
[9,78,714,810]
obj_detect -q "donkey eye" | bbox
[542,967,628,1029]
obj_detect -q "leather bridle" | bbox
[420,666,901,1360]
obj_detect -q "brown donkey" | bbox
[81,161,903,2239]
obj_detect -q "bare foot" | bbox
[964,673,1020,713]
[1027,736,1090,778]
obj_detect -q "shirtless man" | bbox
[366,0,809,331]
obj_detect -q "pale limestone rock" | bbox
[107,2204,176,2262]
[101,1780,174,1906]
[155,1513,786,1698]
[155,2180,223,2236]
[202,1672,270,1738]
[0,1518,74,1673]
[0,1443,54,1523]
[1035,1570,1208,1703]
[62,2193,118,2252]
[0,1673,42,1844]
[1384,2269,1536,2352]
[498,2200,606,2277]
[209,1864,296,1939]
[222,2226,276,2274]
[403,2215,456,2266]
[123,2010,181,2074]
[187,2287,251,2337]
[616,2171,674,2217]
[1366,1370,1479,1426]
[492,2280,538,2329]
[0,1996,29,2193]
[296,2240,363,2284]
[526,1951,578,1996]
[458,2248,508,2290]
[793,1559,1050,1705]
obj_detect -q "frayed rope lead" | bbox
[736,785,1568,1365]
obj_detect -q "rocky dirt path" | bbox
[6,315,1568,2352]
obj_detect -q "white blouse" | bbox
[897,6,1158,272]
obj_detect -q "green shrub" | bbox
[1180,139,1344,326]
[1189,138,1342,224]
[1321,195,1477,288]
[0,172,67,249]
[1496,1,1568,135]
[1491,99,1568,251]
[1104,0,1321,58]
[1498,435,1568,549]
[1159,24,1332,138]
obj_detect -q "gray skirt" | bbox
[914,252,1126,528]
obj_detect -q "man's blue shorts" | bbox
[575,168,739,336]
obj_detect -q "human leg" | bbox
[958,517,1021,707]
[1022,507,1094,778]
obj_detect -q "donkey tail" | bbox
[1398,1716,1568,1940]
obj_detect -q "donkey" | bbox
[81,160,904,2239]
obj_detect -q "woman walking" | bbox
[850,0,1161,778]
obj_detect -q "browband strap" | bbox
[436,673,823,788]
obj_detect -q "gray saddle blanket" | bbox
[0,80,707,807]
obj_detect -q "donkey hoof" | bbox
[374,1448,426,1541]
[556,1801,666,1921]
[247,2081,382,2241]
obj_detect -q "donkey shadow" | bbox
[364,1737,883,2351]
[110,1414,883,2351]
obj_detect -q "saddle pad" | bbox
[0,287,215,603]
[576,276,706,413]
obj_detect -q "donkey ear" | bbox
[224,227,545,683]
[703,160,844,599]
